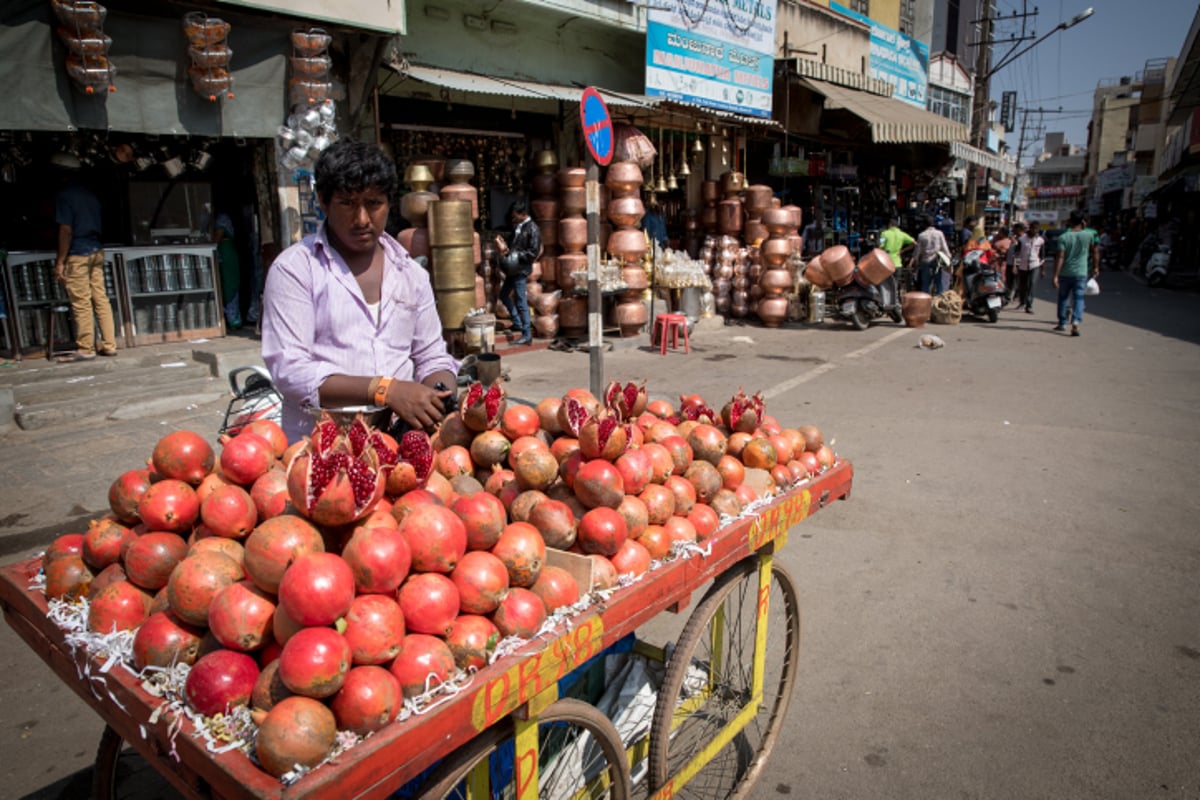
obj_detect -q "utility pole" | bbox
[965,0,994,221]
[1008,108,1030,225]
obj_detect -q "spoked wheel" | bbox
[648,557,801,800]
[93,726,183,800]
[420,698,632,799]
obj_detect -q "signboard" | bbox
[644,0,777,118]
[1000,91,1017,132]
[1027,185,1084,198]
[579,87,613,166]
[831,2,928,108]
[1025,210,1059,223]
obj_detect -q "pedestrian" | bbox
[52,152,117,363]
[1014,222,1045,313]
[990,226,1013,302]
[261,139,458,444]
[494,198,540,346]
[878,215,915,271]
[212,206,242,330]
[802,213,826,257]
[1052,210,1098,336]
[908,215,951,295]
[959,215,977,257]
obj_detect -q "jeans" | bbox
[916,259,937,294]
[62,250,117,354]
[499,272,530,336]
[1016,269,1036,310]
[1057,275,1086,326]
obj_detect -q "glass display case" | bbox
[113,245,224,344]
[1,250,125,357]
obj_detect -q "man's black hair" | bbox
[314,140,398,204]
[964,215,977,226]
[508,198,529,218]
[921,215,934,229]
[1068,209,1085,227]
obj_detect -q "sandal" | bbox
[97,349,118,357]
[55,352,96,363]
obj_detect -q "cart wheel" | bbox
[419,697,631,799]
[648,558,801,800]
[94,725,184,800]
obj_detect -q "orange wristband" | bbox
[373,376,393,408]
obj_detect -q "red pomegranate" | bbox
[450,492,507,551]
[277,626,352,698]
[166,551,242,626]
[45,533,85,565]
[557,393,597,438]
[610,539,652,577]
[796,450,820,477]
[734,483,759,507]
[195,472,234,505]
[390,488,443,525]
[389,633,456,698]
[220,431,276,487]
[87,562,126,599]
[272,604,305,646]
[255,695,337,778]
[660,435,694,476]
[637,525,672,559]
[451,551,510,614]
[287,415,389,527]
[123,532,189,591]
[687,504,721,539]
[531,565,580,613]
[512,447,559,492]
[573,459,625,509]
[137,480,199,534]
[206,580,276,651]
[82,517,136,570]
[152,430,215,486]
[240,419,288,458]
[646,398,674,418]
[342,526,411,594]
[684,460,723,503]
[385,429,435,496]
[278,552,355,627]
[536,396,563,434]
[444,614,501,671]
[43,555,93,601]
[399,504,468,573]
[770,464,793,489]
[616,495,649,539]
[188,536,244,568]
[578,413,628,462]
[639,484,676,525]
[491,522,546,588]
[577,507,627,557]
[721,389,765,434]
[330,665,401,735]
[342,593,406,665]
[549,436,580,465]
[767,434,794,465]
[663,475,697,516]
[664,516,698,545]
[397,572,460,636]
[469,429,511,470]
[500,404,541,440]
[108,468,153,524]
[87,580,150,633]
[249,469,289,522]
[460,380,507,432]
[615,449,653,496]
[688,424,729,467]
[604,380,647,422]
[641,443,675,484]
[588,555,619,591]
[185,649,260,717]
[199,484,258,539]
[815,444,835,470]
[491,587,547,639]
[132,610,204,669]
[558,451,585,490]
[242,514,324,594]
[528,499,577,550]
[509,490,548,523]
[434,445,474,481]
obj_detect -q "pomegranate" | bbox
[451,550,510,614]
[663,475,697,516]
[252,660,292,711]
[397,572,460,635]
[684,460,723,503]
[272,604,305,646]
[536,396,563,434]
[220,431,276,487]
[641,442,675,484]
[615,449,653,496]
[509,490,548,523]
[445,614,501,671]
[189,534,244,565]
[531,565,580,613]
[255,695,337,778]
[434,445,474,481]
[616,495,649,539]
[716,454,746,489]
[330,665,402,735]
[208,580,277,651]
[491,587,547,639]
[342,526,411,594]
[679,400,718,425]
[342,593,406,665]
[390,488,443,525]
[152,430,215,486]
[398,504,468,573]
[646,399,674,418]
[603,380,647,422]
[664,516,698,545]
[815,444,835,470]
[277,626,352,698]
[460,380,507,432]
[108,469,153,524]
[528,499,577,550]
[637,525,672,559]
[469,429,511,470]
[512,447,559,492]
[500,404,541,440]
[573,459,625,509]
[43,555,93,601]
[660,435,694,476]
[185,649,260,716]
[734,483,759,506]
[389,634,456,697]
[123,532,189,591]
[87,562,127,599]
[709,489,743,518]
[87,580,150,633]
[797,424,824,453]
[45,533,85,565]
[609,539,651,577]
[491,522,546,587]
[549,436,580,465]
[434,412,474,450]
[249,469,289,522]
[199,484,258,539]
[767,434,794,465]
[195,472,234,504]
[242,514,324,594]
[588,555,619,591]
[137,480,199,534]
[688,424,728,466]
[450,492,507,551]
[687,504,721,539]
[278,552,356,626]
[721,389,765,434]
[577,507,627,557]
[797,450,820,477]
[385,429,435,495]
[639,484,676,525]
[82,517,136,570]
[770,464,794,488]
[166,551,242,626]
[741,438,778,470]
[132,610,204,669]
[287,414,389,527]
[556,395,593,438]
[578,413,628,462]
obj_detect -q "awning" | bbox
[949,141,1015,180]
[796,76,968,145]
[390,62,780,128]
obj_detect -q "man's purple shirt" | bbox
[261,226,459,443]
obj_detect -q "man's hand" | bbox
[494,235,508,255]
[386,380,454,432]
[55,261,65,283]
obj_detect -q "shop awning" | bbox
[949,141,1015,180]
[796,77,968,145]
[392,63,780,128]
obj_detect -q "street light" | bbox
[990,7,1094,77]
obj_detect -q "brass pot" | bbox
[605,161,643,196]
[404,164,435,191]
[608,196,645,229]
[762,208,792,237]
[430,245,476,289]
[428,200,474,247]
[534,149,559,174]
[559,217,588,253]
[558,167,586,188]
[412,157,445,183]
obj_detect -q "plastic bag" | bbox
[1085,277,1100,296]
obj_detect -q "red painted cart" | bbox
[0,460,853,800]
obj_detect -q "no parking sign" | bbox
[580,87,613,166]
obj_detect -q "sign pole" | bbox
[579,87,613,399]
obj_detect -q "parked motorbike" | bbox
[1145,243,1170,287]
[959,250,1005,322]
[826,273,903,330]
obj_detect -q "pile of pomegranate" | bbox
[38,382,834,779]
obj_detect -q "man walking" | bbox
[494,199,539,346]
[1014,222,1044,313]
[1053,210,1098,336]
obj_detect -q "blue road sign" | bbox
[580,87,613,166]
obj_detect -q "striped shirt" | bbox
[262,225,459,443]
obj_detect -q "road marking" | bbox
[761,328,912,400]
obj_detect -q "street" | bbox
[2,270,1199,799]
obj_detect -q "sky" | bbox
[985,0,1197,164]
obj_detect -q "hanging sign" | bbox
[580,87,613,166]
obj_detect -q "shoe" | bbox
[1071,324,1080,337]
[97,348,118,357]
[515,335,533,346]
[55,352,96,363]
[1025,308,1034,314]
[1053,324,1065,331]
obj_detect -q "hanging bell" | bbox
[679,157,691,177]
[667,171,678,191]
[655,173,668,193]
[693,137,705,155]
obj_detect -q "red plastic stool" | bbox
[654,313,690,355]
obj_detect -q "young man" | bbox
[1053,210,1098,336]
[494,198,540,346]
[878,216,915,269]
[909,216,952,294]
[261,139,458,443]
[1013,222,1045,313]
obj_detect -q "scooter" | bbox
[960,250,1005,323]
[1145,243,1170,287]
[826,273,903,331]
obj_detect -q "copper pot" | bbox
[608,196,645,229]
[604,161,642,196]
[804,256,832,289]
[539,254,557,285]
[400,190,438,227]
[761,267,792,295]
[558,217,587,252]
[560,186,586,217]
[701,180,720,204]
[749,284,764,302]
[714,294,731,314]
[526,280,542,303]
[532,172,558,198]
[720,171,745,197]
[757,296,788,327]
[531,198,560,221]
[732,275,749,292]
[783,204,803,232]
[557,253,586,291]
[534,314,559,338]
[715,264,734,280]
[821,245,856,286]
[607,228,647,262]
[744,221,768,247]
[701,206,718,231]
[762,208,792,237]
[558,296,588,328]
[614,300,647,328]
[558,167,586,188]
[621,266,649,291]
[744,184,773,218]
[712,278,732,296]
[761,237,792,268]
[533,291,560,316]
[902,292,933,327]
[438,182,478,220]
[717,199,743,234]
[538,219,559,249]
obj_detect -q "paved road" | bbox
[3,271,1198,799]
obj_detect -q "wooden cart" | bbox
[0,460,853,799]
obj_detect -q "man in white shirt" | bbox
[1013,222,1045,313]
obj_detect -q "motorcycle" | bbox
[959,249,1005,323]
[825,272,903,331]
[1145,243,1170,287]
